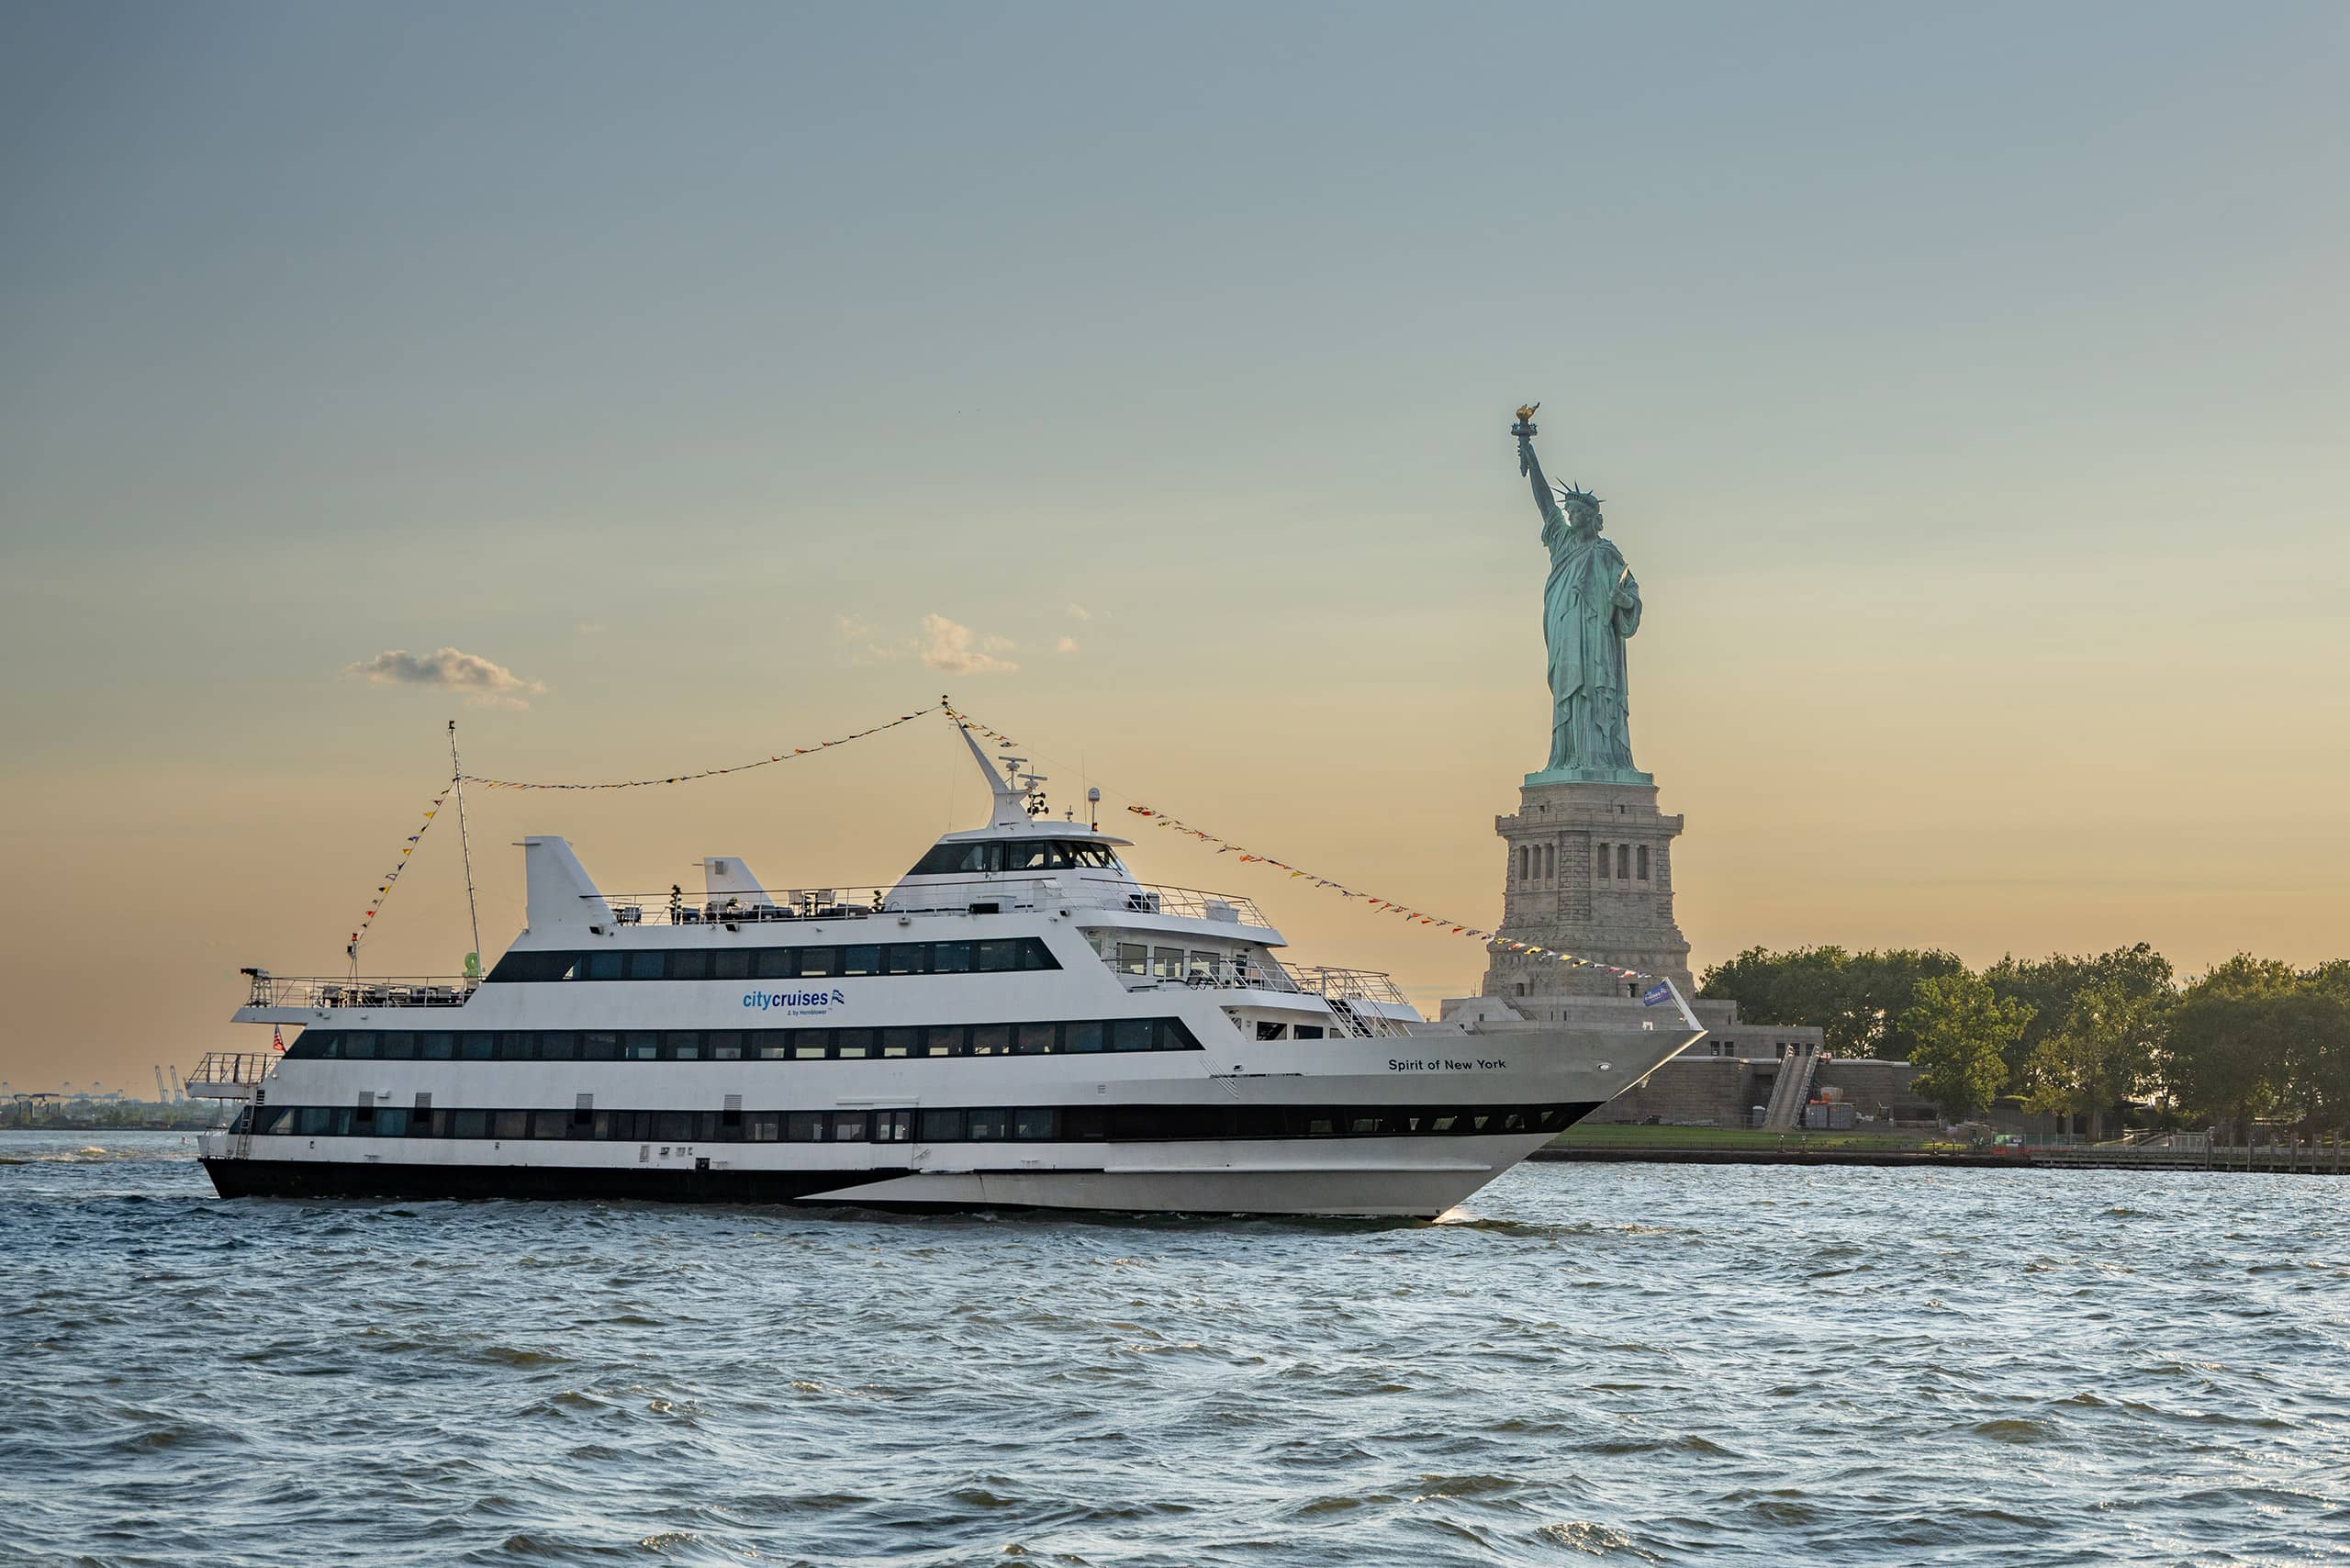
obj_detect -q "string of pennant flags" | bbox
[351,702,950,942]
[352,697,1654,987]
[1113,801,1657,982]
[941,704,1021,750]
[354,785,451,944]
[459,702,946,791]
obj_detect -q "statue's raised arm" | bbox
[1513,404,1563,532]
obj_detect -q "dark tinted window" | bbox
[714,948,752,980]
[487,949,577,983]
[908,841,997,876]
[669,949,711,980]
[885,944,927,975]
[460,1035,493,1060]
[933,942,971,973]
[919,1109,965,1141]
[754,948,795,980]
[580,1031,618,1061]
[970,1025,1011,1057]
[798,947,838,978]
[586,951,622,980]
[627,950,667,981]
[967,1109,1010,1140]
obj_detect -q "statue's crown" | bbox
[1553,479,1604,510]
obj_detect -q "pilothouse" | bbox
[194,722,1703,1216]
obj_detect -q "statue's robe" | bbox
[1540,508,1641,773]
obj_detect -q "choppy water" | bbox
[4,1132,2346,1566]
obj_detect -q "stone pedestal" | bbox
[1472,778,1695,1021]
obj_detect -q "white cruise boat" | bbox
[194,729,1702,1217]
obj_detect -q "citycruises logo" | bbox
[743,988,847,1013]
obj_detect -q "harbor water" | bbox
[4,1130,2344,1565]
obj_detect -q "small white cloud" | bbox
[1066,602,1093,621]
[344,647,547,709]
[981,633,1017,654]
[921,613,1018,675]
[1056,635,1079,655]
[575,620,607,635]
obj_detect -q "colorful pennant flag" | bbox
[354,784,451,946]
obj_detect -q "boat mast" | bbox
[447,720,483,980]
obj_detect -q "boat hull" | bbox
[198,1115,1599,1217]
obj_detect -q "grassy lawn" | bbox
[1550,1122,1954,1154]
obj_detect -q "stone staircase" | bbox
[1759,1045,1819,1133]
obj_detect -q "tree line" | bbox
[1697,944,2350,1139]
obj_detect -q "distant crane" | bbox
[154,1066,170,1104]
[170,1068,188,1103]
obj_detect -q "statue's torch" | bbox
[1512,403,1539,474]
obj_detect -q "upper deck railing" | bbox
[242,974,479,1011]
[603,875,1272,931]
[185,1050,277,1096]
[1102,951,1416,1036]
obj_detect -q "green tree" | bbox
[2020,976,2166,1140]
[1986,943,2174,1084]
[1899,973,2033,1118]
[1698,946,1963,1058]
[2274,985,2350,1136]
[2165,955,2296,1141]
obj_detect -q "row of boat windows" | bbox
[905,839,1120,876]
[231,1102,1583,1144]
[284,1018,1203,1062]
[488,936,1058,985]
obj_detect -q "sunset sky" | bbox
[4,2,2345,1092]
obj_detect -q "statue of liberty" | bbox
[1512,405,1650,785]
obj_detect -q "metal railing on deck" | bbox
[603,876,1271,930]
[185,1051,276,1095]
[243,974,478,1010]
[1289,966,1414,1010]
[1100,953,1416,1037]
[1103,950,1303,993]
